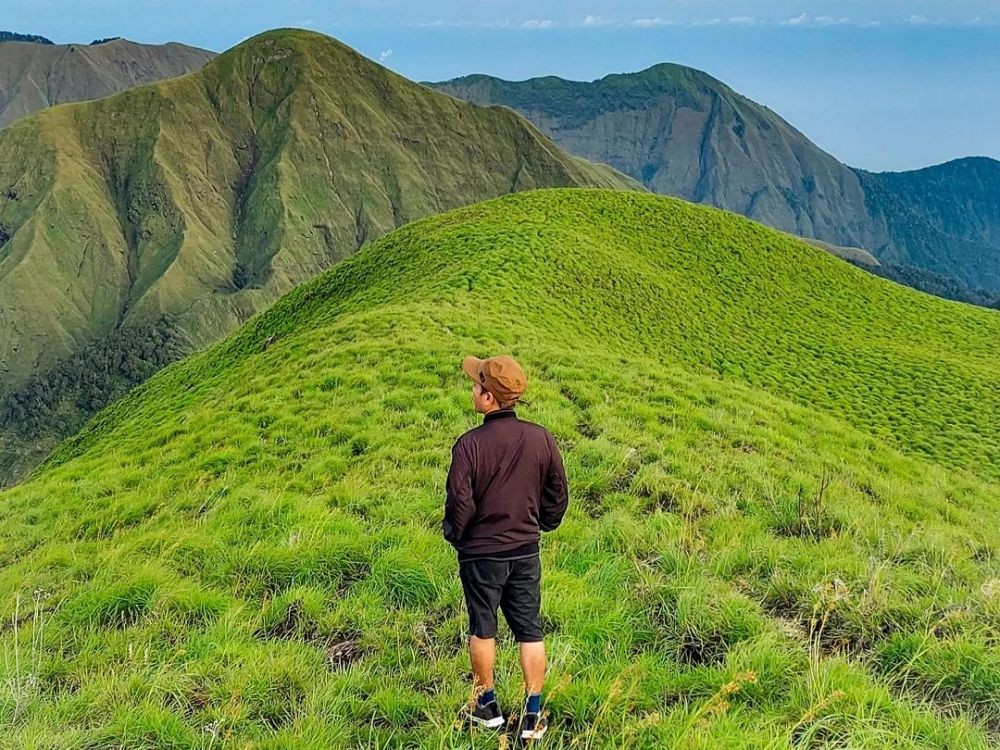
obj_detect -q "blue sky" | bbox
[11,1,1000,171]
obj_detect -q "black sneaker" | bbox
[519,710,548,741]
[468,699,504,729]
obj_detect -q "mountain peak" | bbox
[430,64,1000,297]
[203,28,402,101]
[607,60,717,84]
[221,28,366,64]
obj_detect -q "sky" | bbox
[10,1,1000,171]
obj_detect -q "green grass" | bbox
[1,190,999,748]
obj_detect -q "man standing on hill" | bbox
[443,355,569,741]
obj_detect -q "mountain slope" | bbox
[0,36,215,127]
[429,68,1000,294]
[1,190,997,748]
[0,29,637,484]
[857,157,1000,292]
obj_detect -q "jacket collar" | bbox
[483,408,517,423]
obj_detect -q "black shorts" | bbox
[458,555,543,642]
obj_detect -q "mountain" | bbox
[0,29,637,484]
[1,190,997,747]
[429,68,1000,294]
[857,158,1000,292]
[0,36,215,127]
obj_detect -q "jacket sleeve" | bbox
[539,433,569,532]
[443,438,476,545]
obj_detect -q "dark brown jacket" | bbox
[443,408,569,560]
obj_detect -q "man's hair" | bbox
[476,381,518,409]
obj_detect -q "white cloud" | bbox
[582,15,612,27]
[692,18,722,26]
[781,13,854,27]
[631,17,674,28]
[296,19,316,28]
[411,19,511,28]
[522,19,555,29]
[379,49,393,61]
[908,14,928,24]
[783,13,810,26]
[728,16,757,26]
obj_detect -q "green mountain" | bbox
[429,68,1000,294]
[0,36,215,128]
[0,29,637,484]
[1,190,997,747]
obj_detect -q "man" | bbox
[443,355,569,741]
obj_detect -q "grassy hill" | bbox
[1,190,998,748]
[0,29,636,484]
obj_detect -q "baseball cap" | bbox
[462,355,526,405]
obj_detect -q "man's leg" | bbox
[499,556,545,692]
[519,640,546,694]
[459,560,505,727]
[469,635,497,692]
[499,555,549,737]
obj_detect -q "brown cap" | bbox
[462,355,526,405]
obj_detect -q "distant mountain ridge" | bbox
[430,67,1000,294]
[0,36,215,127]
[0,29,637,483]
